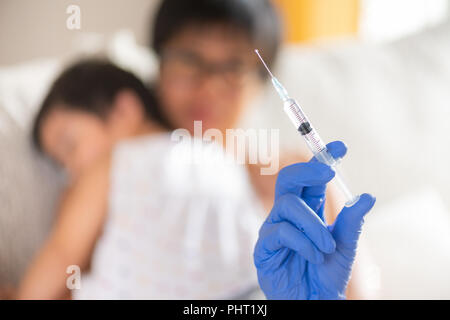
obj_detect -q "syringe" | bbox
[255,49,359,207]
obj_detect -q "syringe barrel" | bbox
[283,98,359,207]
[283,98,327,156]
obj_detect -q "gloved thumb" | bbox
[330,193,376,252]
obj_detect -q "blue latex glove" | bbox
[254,141,376,300]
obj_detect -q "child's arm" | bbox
[16,155,111,300]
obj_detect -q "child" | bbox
[17,59,264,299]
[31,59,166,180]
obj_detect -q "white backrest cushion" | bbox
[0,59,65,285]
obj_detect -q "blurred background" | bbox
[0,0,449,64]
[1,0,449,299]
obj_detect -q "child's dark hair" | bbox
[151,0,282,79]
[32,59,163,152]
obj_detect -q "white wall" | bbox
[0,0,160,65]
[359,0,449,42]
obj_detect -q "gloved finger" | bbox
[300,193,327,221]
[302,141,348,203]
[274,162,335,202]
[331,193,376,249]
[255,221,324,265]
[268,193,336,254]
[309,141,348,164]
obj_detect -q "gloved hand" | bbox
[254,141,376,300]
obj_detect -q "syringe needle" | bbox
[255,49,275,79]
[255,49,290,101]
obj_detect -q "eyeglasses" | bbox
[160,49,257,89]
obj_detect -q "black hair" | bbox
[32,59,163,152]
[151,0,283,79]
